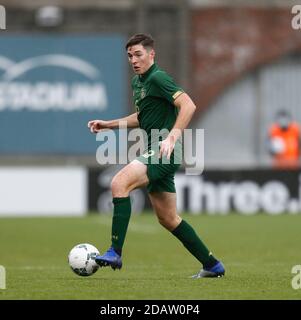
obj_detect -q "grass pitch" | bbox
[0,213,300,300]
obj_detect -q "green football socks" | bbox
[172,220,218,269]
[111,197,131,256]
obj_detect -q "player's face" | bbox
[127,44,155,75]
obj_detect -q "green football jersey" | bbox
[131,63,184,147]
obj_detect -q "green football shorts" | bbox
[136,143,182,193]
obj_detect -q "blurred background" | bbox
[0,0,301,217]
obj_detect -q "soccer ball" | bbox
[68,243,100,277]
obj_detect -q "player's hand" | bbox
[87,120,108,133]
[159,136,176,160]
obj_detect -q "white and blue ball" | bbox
[68,243,100,277]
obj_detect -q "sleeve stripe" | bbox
[172,91,184,100]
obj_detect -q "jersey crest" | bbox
[140,87,146,99]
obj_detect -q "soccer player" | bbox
[88,34,225,278]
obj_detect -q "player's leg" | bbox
[148,191,180,231]
[148,191,225,278]
[96,160,149,269]
[110,160,149,198]
[110,159,149,254]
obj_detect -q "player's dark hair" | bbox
[125,34,154,50]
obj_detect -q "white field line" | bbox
[6,266,67,270]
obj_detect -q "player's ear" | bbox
[150,49,155,59]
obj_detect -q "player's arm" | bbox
[160,93,196,159]
[171,93,196,139]
[88,112,139,133]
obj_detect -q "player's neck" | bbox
[139,62,156,80]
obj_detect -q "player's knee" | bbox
[111,176,128,197]
[157,215,180,231]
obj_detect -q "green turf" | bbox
[0,213,300,300]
